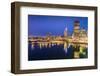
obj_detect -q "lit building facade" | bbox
[73,21,80,37]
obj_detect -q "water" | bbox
[28,43,88,61]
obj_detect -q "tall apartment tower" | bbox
[73,21,80,37]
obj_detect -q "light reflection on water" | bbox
[31,42,68,54]
[28,42,88,61]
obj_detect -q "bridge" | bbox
[28,37,87,49]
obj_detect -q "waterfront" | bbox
[28,42,88,61]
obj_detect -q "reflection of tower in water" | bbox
[64,42,68,53]
[31,43,34,49]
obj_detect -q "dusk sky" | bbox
[28,15,88,36]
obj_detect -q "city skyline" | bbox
[28,15,88,60]
[28,15,88,36]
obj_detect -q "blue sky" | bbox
[28,15,88,36]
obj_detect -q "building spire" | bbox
[64,26,68,37]
[65,26,68,31]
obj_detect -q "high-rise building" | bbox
[79,29,87,37]
[73,20,80,37]
[64,27,68,37]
